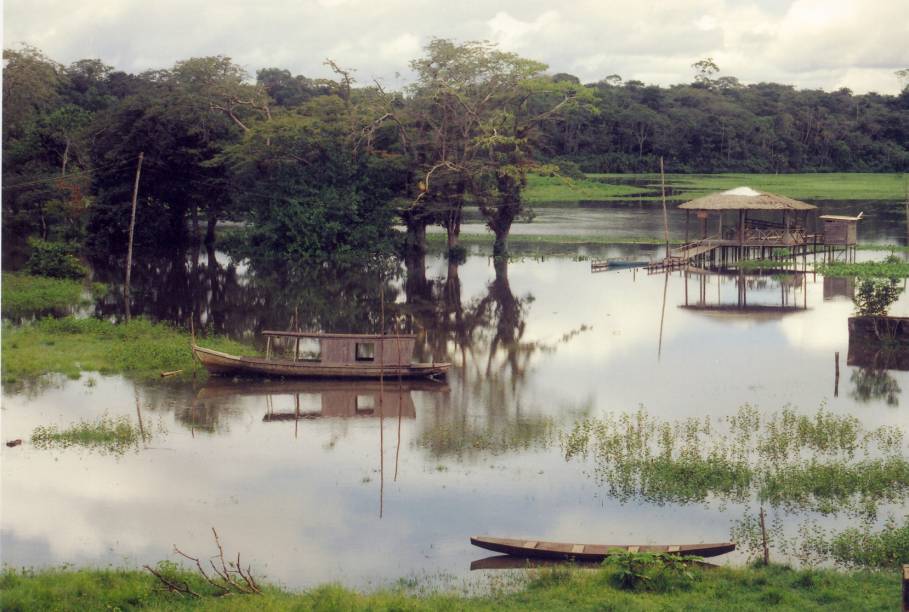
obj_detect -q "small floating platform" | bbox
[470,536,735,562]
[590,258,650,273]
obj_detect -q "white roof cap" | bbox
[722,187,762,197]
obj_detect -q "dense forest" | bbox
[3,42,908,268]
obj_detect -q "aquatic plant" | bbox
[561,405,907,517]
[31,415,153,455]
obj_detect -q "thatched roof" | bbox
[678,187,816,211]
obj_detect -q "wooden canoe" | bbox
[470,536,735,562]
[469,554,719,571]
[192,345,450,380]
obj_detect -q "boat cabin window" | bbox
[355,342,375,361]
[355,395,375,415]
[297,338,321,362]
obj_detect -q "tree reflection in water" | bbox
[850,368,901,406]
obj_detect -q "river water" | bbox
[2,203,908,591]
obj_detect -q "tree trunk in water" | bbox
[205,212,217,246]
[405,219,427,256]
[492,226,509,258]
[191,206,200,241]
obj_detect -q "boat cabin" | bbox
[262,331,417,367]
[819,213,862,246]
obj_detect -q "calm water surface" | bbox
[2,206,908,591]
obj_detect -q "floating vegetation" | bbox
[31,415,155,455]
[817,257,909,280]
[561,405,907,517]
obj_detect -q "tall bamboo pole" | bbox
[660,157,670,259]
[124,152,144,321]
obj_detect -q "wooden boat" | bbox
[470,536,735,562]
[590,258,650,272]
[469,555,718,571]
[193,331,450,380]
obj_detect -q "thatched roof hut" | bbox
[679,187,816,211]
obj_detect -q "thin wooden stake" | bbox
[759,506,770,566]
[124,152,144,322]
[835,351,840,398]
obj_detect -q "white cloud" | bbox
[3,0,907,93]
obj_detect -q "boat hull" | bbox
[470,536,735,562]
[193,345,449,380]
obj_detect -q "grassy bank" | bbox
[426,232,679,247]
[523,172,908,203]
[1,317,256,384]
[523,174,647,202]
[0,563,900,611]
[1,273,105,320]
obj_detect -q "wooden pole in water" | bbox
[660,157,670,260]
[835,351,840,397]
[124,152,144,322]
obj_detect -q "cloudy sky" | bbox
[4,0,908,94]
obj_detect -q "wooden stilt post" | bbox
[124,152,144,322]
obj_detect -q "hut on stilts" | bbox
[648,187,824,271]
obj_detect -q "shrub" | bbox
[24,238,87,279]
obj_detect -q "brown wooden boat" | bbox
[193,331,449,380]
[470,536,735,562]
[469,555,719,571]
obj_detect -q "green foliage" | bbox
[829,516,909,568]
[31,414,154,455]
[23,238,87,279]
[1,316,255,384]
[223,98,405,266]
[1,273,104,319]
[852,278,904,316]
[604,551,699,591]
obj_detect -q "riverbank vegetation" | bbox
[0,561,901,611]
[575,173,909,202]
[0,317,254,384]
[1,272,105,319]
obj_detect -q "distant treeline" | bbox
[540,71,909,174]
[3,43,908,267]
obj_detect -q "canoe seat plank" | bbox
[523,541,538,549]
[571,544,585,554]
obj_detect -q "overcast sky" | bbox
[4,0,908,94]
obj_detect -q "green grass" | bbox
[553,172,909,202]
[524,174,652,202]
[0,563,900,611]
[31,415,153,455]
[1,273,105,320]
[426,232,680,247]
[0,316,257,384]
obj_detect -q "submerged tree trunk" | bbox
[204,211,217,246]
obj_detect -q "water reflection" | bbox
[679,268,808,317]
[4,247,909,587]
